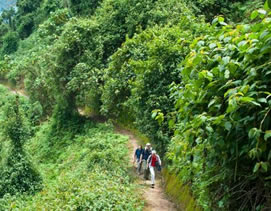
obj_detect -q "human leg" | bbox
[136,159,141,174]
[149,166,155,186]
[142,160,148,179]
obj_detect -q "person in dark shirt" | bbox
[140,143,152,179]
[133,145,143,174]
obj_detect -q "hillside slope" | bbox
[0,84,144,210]
[1,0,271,210]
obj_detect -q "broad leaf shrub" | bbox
[0,119,143,210]
[167,8,271,210]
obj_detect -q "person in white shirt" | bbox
[147,150,161,188]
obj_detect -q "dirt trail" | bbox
[1,83,28,98]
[9,89,28,98]
[80,110,178,210]
[2,84,178,211]
[116,127,177,211]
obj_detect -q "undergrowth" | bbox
[0,85,143,210]
[0,117,143,210]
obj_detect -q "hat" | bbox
[152,150,156,154]
[146,143,151,146]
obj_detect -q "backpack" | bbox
[155,160,161,171]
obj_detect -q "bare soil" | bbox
[116,127,177,211]
[2,84,28,98]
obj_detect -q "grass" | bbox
[163,169,202,211]
[0,106,144,210]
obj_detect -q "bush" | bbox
[186,0,263,22]
[3,0,193,116]
[1,31,19,56]
[102,16,209,154]
[0,119,144,210]
[0,94,42,199]
[0,149,42,198]
[167,7,271,210]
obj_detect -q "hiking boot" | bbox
[151,184,154,188]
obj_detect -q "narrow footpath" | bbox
[2,83,178,211]
[1,82,28,98]
[116,127,177,211]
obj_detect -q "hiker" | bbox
[140,143,152,179]
[147,150,161,188]
[133,145,143,174]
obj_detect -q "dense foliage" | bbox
[0,85,143,210]
[0,119,143,210]
[101,17,210,154]
[0,85,42,198]
[101,2,271,209]
[167,8,271,209]
[187,0,264,22]
[1,0,271,210]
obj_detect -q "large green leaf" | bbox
[264,130,271,141]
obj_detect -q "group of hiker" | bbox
[133,143,161,188]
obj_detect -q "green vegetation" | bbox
[0,85,143,210]
[101,17,209,154]
[167,10,271,209]
[0,85,42,199]
[186,0,264,22]
[163,169,202,211]
[0,120,143,210]
[1,0,271,210]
